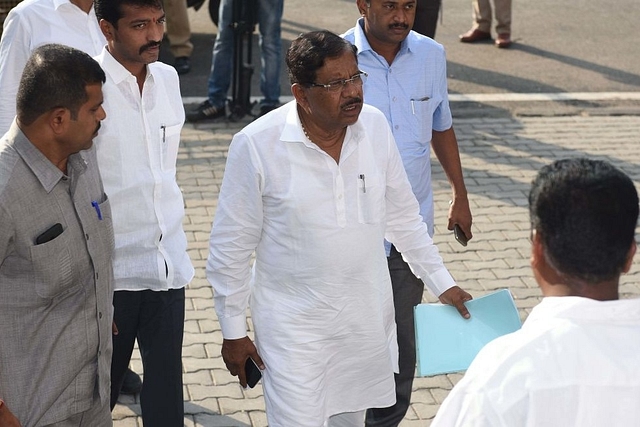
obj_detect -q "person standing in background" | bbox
[94,0,194,424]
[164,0,193,74]
[413,0,440,38]
[459,0,512,48]
[186,0,283,121]
[343,1,473,425]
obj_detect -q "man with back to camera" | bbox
[0,44,113,427]
[432,158,640,426]
[206,30,472,427]
[93,0,194,424]
[342,1,473,425]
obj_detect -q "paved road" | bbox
[113,113,640,426]
[164,0,640,117]
[112,1,640,425]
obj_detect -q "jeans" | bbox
[207,0,283,108]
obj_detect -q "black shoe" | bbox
[120,368,142,395]
[186,100,226,122]
[174,56,191,75]
[259,104,278,117]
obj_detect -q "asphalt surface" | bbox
[162,0,640,117]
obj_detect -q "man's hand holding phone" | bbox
[221,336,265,389]
[454,224,469,247]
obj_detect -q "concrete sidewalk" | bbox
[112,112,640,426]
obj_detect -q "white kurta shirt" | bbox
[94,48,193,291]
[432,296,640,427]
[0,0,105,135]
[207,101,456,426]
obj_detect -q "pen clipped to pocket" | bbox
[410,96,431,115]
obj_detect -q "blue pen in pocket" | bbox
[91,201,103,220]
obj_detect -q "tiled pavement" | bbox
[112,113,640,426]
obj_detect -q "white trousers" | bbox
[327,410,366,427]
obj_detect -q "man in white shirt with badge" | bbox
[432,158,640,426]
[93,0,194,424]
[207,30,472,427]
[0,0,105,135]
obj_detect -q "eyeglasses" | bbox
[307,71,368,92]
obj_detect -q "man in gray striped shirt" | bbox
[0,44,113,427]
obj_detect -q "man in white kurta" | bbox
[207,30,471,427]
[432,158,640,426]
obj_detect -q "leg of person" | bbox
[492,0,512,47]
[472,0,492,32]
[186,0,233,122]
[412,0,441,39]
[256,0,283,116]
[328,410,366,427]
[365,246,425,427]
[110,290,142,410]
[120,366,142,395]
[137,288,186,427]
[163,0,194,74]
[459,0,492,42]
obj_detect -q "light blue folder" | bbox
[414,288,522,376]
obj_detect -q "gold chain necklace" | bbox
[301,119,314,144]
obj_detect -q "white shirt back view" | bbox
[0,0,105,135]
[432,296,640,427]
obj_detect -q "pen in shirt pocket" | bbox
[161,124,166,143]
[410,96,430,115]
[91,200,103,220]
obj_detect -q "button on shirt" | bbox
[343,19,453,239]
[432,297,640,426]
[0,0,105,135]
[94,47,194,291]
[0,125,114,426]
[207,101,456,425]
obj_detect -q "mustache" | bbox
[341,97,363,108]
[389,23,409,30]
[139,41,161,54]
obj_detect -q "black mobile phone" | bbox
[35,223,63,245]
[244,357,262,388]
[454,224,468,247]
